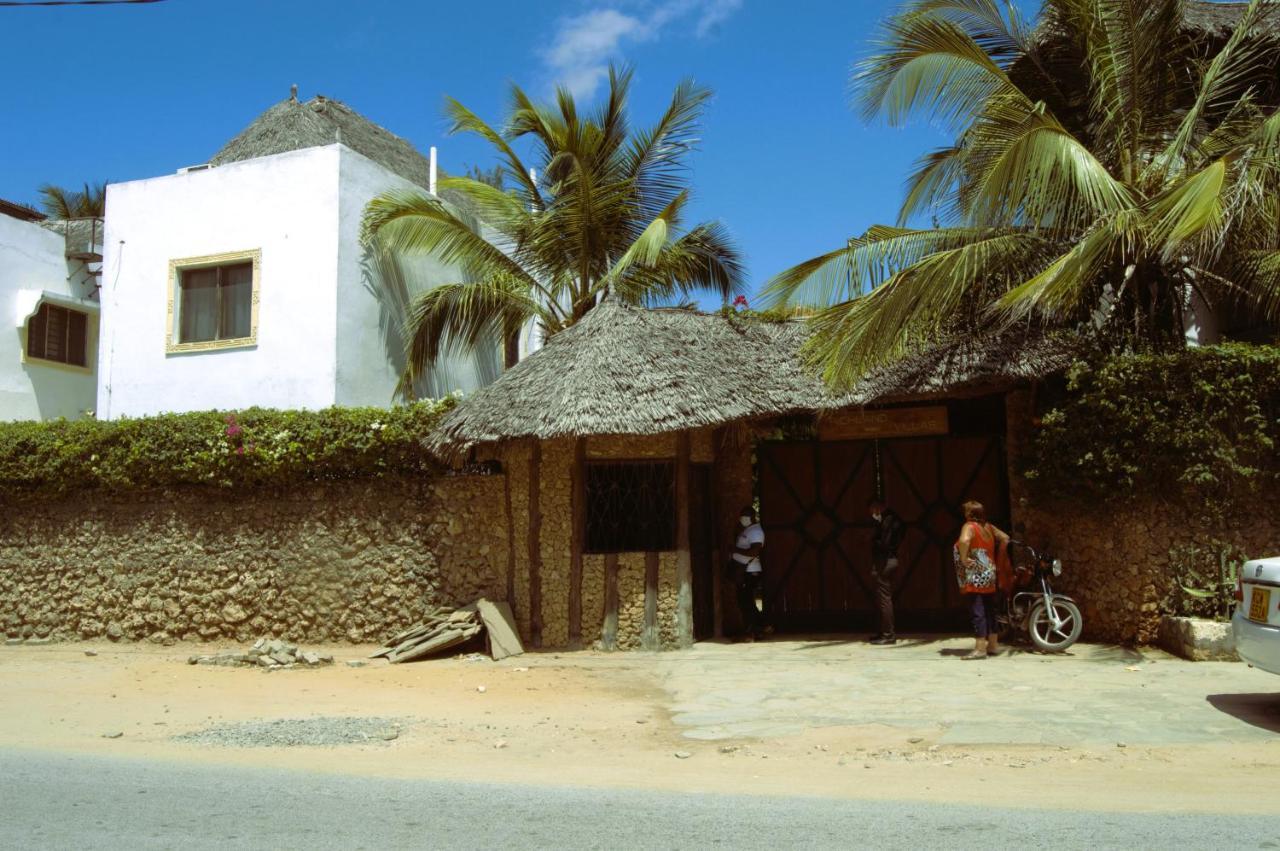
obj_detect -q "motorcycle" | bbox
[999,541,1084,652]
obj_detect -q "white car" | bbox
[1233,556,1280,675]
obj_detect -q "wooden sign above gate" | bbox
[817,406,949,441]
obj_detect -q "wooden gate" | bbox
[757,435,1008,631]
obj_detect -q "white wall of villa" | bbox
[98,143,497,420]
[0,213,98,421]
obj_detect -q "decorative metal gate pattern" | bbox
[758,435,1008,631]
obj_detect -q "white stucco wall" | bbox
[98,147,343,418]
[333,146,500,407]
[0,214,98,421]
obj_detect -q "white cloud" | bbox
[692,0,742,37]
[541,0,742,100]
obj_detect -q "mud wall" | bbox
[0,475,507,644]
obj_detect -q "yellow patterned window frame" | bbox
[165,249,261,354]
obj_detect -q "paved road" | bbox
[2,748,1273,850]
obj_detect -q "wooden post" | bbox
[568,437,585,649]
[528,441,543,648]
[602,553,619,651]
[711,428,724,639]
[503,453,516,609]
[675,431,694,648]
[642,550,659,650]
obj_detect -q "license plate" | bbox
[1249,587,1271,622]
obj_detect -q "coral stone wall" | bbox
[1006,389,1280,644]
[1017,498,1279,644]
[497,431,722,651]
[0,475,507,644]
[538,437,575,648]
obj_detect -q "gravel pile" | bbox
[173,716,406,748]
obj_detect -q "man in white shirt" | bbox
[732,505,766,640]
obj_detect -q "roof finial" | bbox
[289,84,298,103]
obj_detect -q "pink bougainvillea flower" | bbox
[733,294,749,309]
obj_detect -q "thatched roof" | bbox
[1184,2,1268,35]
[429,300,1075,455]
[210,93,431,188]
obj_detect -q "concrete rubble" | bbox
[187,638,334,669]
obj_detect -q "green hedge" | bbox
[0,398,457,499]
[1023,344,1280,512]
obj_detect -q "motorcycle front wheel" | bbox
[1028,598,1083,652]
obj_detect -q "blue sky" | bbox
[2,0,980,302]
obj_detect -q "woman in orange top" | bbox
[955,500,1010,660]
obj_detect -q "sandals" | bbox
[961,650,988,660]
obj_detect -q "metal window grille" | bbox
[586,461,676,553]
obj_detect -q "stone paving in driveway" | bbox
[653,635,1280,745]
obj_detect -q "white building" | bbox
[98,91,500,420]
[0,202,101,421]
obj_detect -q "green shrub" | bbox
[0,398,457,499]
[1164,542,1246,621]
[1024,344,1280,514]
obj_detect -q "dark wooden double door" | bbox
[757,436,1008,632]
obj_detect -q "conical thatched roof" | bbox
[429,300,1075,456]
[210,94,431,187]
[1184,1,1274,35]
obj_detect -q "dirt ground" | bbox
[2,639,1278,814]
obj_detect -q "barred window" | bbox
[27,303,88,367]
[586,461,675,553]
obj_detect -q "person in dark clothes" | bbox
[732,505,766,641]
[868,497,905,645]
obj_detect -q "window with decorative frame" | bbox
[585,461,676,553]
[167,249,260,353]
[26,303,88,368]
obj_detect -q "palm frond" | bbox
[362,189,540,290]
[444,97,541,205]
[611,218,743,304]
[855,9,1017,127]
[765,225,1033,309]
[1154,0,1276,181]
[996,209,1142,322]
[963,101,1133,228]
[401,277,541,385]
[801,230,1055,386]
[1145,158,1229,254]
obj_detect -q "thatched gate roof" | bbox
[210,93,431,188]
[429,300,1074,456]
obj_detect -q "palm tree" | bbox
[767,0,1280,388]
[362,66,744,387]
[37,182,106,219]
